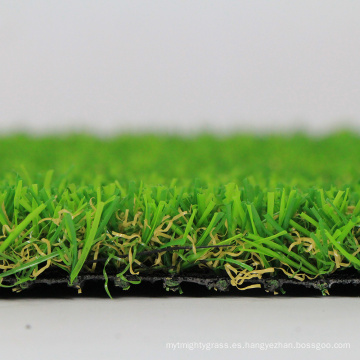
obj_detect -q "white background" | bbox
[0,296,357,360]
[1,0,360,134]
[1,2,360,360]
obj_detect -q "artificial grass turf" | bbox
[1,132,360,295]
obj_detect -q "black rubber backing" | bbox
[2,268,360,297]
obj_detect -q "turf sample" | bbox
[1,132,360,295]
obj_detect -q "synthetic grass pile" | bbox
[1,132,360,187]
[0,132,360,295]
[1,177,360,295]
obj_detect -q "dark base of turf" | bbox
[1,280,360,298]
[2,268,360,298]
